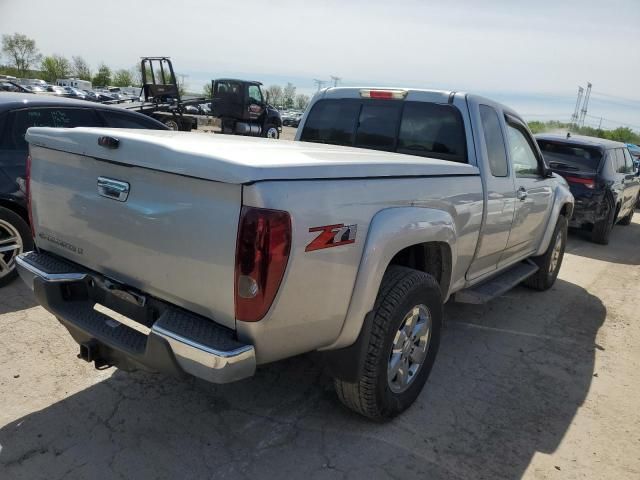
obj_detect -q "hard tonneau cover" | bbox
[25,127,479,184]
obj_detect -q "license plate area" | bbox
[60,274,160,329]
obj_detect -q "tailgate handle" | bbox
[97,177,130,202]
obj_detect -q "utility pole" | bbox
[570,86,584,129]
[598,117,603,130]
[330,76,341,87]
[313,79,326,92]
[578,82,592,128]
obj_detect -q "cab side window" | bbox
[506,123,540,177]
[622,148,634,174]
[614,149,627,174]
[248,85,263,104]
[100,111,164,129]
[479,105,508,177]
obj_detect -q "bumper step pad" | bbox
[16,251,256,383]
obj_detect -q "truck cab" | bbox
[211,79,282,138]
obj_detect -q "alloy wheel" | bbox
[387,304,432,393]
[0,220,23,280]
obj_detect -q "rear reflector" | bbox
[565,176,595,189]
[360,89,407,100]
[235,207,291,322]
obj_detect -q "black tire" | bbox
[591,196,615,245]
[0,207,33,287]
[618,205,634,226]
[262,123,279,139]
[163,118,180,131]
[523,215,567,291]
[334,265,442,420]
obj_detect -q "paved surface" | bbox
[1,218,639,479]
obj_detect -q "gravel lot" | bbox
[1,210,639,478]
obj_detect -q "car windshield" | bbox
[537,140,603,172]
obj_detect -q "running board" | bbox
[454,261,539,304]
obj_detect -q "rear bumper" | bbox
[569,193,607,228]
[16,251,255,384]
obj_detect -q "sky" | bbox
[1,0,639,129]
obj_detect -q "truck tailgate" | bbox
[28,143,241,329]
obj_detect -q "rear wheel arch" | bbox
[387,241,452,297]
[324,206,457,353]
[0,199,28,224]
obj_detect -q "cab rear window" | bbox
[300,99,468,163]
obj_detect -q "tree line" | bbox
[2,32,311,109]
[528,120,640,145]
[1,33,139,87]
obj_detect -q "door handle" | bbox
[516,187,528,201]
[97,177,130,202]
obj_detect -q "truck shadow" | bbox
[0,280,38,315]
[567,219,640,265]
[0,279,604,479]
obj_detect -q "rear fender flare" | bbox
[321,206,457,351]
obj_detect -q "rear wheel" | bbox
[0,207,33,287]
[523,215,567,291]
[591,197,615,244]
[333,266,442,420]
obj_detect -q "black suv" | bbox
[536,133,640,244]
[0,93,167,286]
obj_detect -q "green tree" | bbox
[283,82,296,108]
[266,85,283,107]
[527,120,640,145]
[203,83,213,98]
[295,93,310,110]
[92,63,112,87]
[71,56,91,80]
[1,33,41,77]
[112,69,133,87]
[131,65,142,87]
[40,55,71,83]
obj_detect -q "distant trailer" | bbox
[57,78,92,90]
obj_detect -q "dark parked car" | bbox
[536,133,640,244]
[0,93,168,286]
[0,82,32,93]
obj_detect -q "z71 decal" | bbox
[305,224,357,252]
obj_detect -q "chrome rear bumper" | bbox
[16,252,255,384]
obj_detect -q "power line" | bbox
[330,76,341,87]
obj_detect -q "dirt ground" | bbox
[1,214,639,478]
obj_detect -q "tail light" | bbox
[26,154,34,237]
[565,176,595,189]
[235,207,291,322]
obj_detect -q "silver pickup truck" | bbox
[17,88,573,419]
